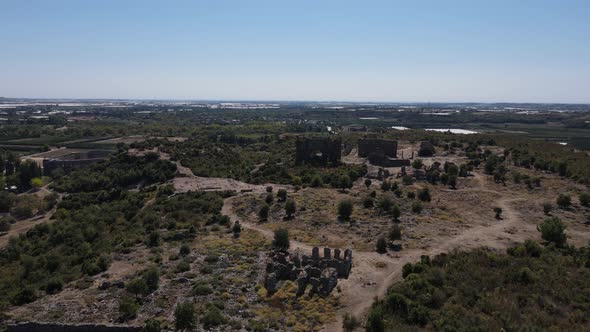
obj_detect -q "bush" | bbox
[202,305,227,329]
[364,179,372,188]
[381,181,391,191]
[144,319,161,332]
[285,199,296,218]
[45,278,64,294]
[126,278,148,297]
[259,204,270,220]
[0,217,11,232]
[338,199,354,220]
[143,267,160,292]
[543,203,553,215]
[363,196,374,208]
[193,284,213,296]
[417,187,431,202]
[176,260,190,273]
[402,175,414,185]
[377,196,393,214]
[266,186,273,193]
[119,295,139,321]
[277,189,287,201]
[265,193,274,204]
[179,243,191,256]
[412,201,423,214]
[557,194,572,209]
[175,301,196,331]
[272,228,289,250]
[407,191,416,199]
[376,237,387,254]
[311,175,323,187]
[537,217,567,247]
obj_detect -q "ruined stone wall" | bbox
[295,137,341,165]
[358,138,397,158]
[264,247,352,297]
[7,322,141,332]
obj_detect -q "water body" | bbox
[425,128,478,134]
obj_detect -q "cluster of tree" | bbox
[365,218,590,332]
[52,152,177,192]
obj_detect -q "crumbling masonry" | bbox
[295,137,341,165]
[264,247,352,297]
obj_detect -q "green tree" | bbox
[543,203,553,215]
[363,196,374,208]
[259,204,270,220]
[412,201,423,214]
[272,228,290,250]
[144,319,162,332]
[143,267,160,293]
[412,159,423,170]
[338,199,354,221]
[285,199,296,218]
[338,175,353,191]
[265,192,274,204]
[376,237,387,254]
[179,243,191,256]
[537,217,567,247]
[364,178,372,188]
[417,187,431,202]
[119,295,139,321]
[557,194,571,209]
[174,301,196,331]
[277,188,288,201]
[126,278,148,298]
[232,221,241,238]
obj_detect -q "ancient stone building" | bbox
[358,138,397,158]
[264,247,352,297]
[295,137,341,165]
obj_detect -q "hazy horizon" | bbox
[1,0,589,103]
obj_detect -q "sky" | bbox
[1,0,589,103]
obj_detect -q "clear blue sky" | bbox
[1,0,589,103]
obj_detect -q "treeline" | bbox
[365,241,590,331]
[51,153,177,193]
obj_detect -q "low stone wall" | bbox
[7,322,142,332]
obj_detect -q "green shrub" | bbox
[174,301,196,331]
[537,217,567,247]
[338,199,353,220]
[118,295,139,321]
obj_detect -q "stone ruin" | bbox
[358,138,398,158]
[359,138,411,167]
[295,137,341,165]
[264,247,352,297]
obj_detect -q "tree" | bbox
[377,196,393,214]
[143,267,160,293]
[266,186,273,193]
[537,217,567,247]
[557,194,571,209]
[285,199,296,218]
[175,301,196,331]
[265,192,274,204]
[364,178,372,188]
[202,305,227,329]
[579,193,590,207]
[0,217,10,232]
[338,175,353,191]
[380,181,391,191]
[272,228,290,250]
[366,309,385,332]
[494,207,502,219]
[338,199,353,221]
[363,196,374,208]
[119,295,139,321]
[392,205,401,222]
[417,187,431,202]
[232,221,241,238]
[412,202,423,214]
[543,203,553,215]
[277,189,288,201]
[343,313,360,332]
[388,224,402,241]
[30,177,43,189]
[179,243,190,256]
[448,175,457,189]
[144,319,162,332]
[311,175,323,187]
[259,204,270,220]
[376,237,387,254]
[126,278,148,298]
